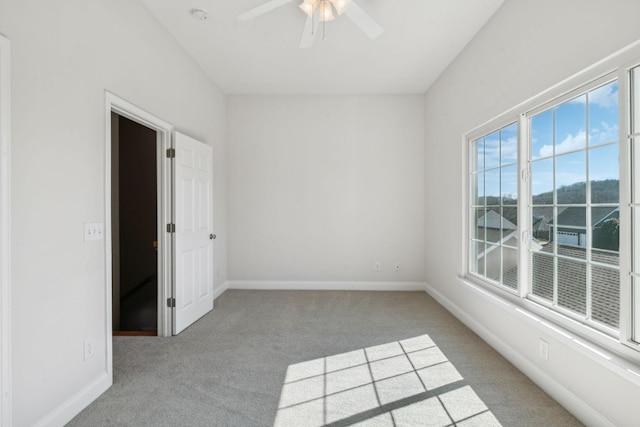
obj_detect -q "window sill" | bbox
[458,274,640,385]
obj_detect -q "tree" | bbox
[593,217,619,251]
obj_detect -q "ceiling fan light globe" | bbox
[299,2,316,17]
[318,1,335,21]
[329,0,350,15]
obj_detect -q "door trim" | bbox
[0,33,11,427]
[104,92,174,358]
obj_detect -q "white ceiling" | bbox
[140,0,505,95]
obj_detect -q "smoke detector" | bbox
[191,8,208,21]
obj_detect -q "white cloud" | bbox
[589,84,618,109]
[590,121,618,144]
[482,136,517,168]
[539,130,586,157]
[569,83,618,109]
[501,136,518,162]
[483,138,500,167]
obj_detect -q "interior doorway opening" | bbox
[111,113,159,336]
[106,92,173,343]
[105,92,214,343]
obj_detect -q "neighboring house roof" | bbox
[478,210,517,230]
[479,210,543,230]
[532,214,543,227]
[550,206,619,228]
[512,243,620,328]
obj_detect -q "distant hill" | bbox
[532,179,618,205]
[481,179,618,206]
[480,179,619,225]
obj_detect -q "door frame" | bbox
[0,33,11,427]
[104,92,174,350]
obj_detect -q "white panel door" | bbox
[173,132,214,335]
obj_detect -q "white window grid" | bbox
[525,78,621,335]
[469,123,519,292]
[629,65,640,343]
[464,45,640,356]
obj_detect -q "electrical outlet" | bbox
[84,223,104,242]
[394,262,400,271]
[539,338,549,360]
[84,339,95,361]
[374,262,381,272]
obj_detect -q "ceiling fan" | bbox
[238,0,383,48]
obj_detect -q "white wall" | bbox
[0,0,227,425]
[0,33,11,427]
[227,95,424,285]
[424,0,640,425]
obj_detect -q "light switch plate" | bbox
[84,223,104,242]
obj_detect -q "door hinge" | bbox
[166,223,175,233]
[167,298,176,308]
[166,148,176,158]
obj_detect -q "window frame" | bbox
[623,59,639,346]
[467,121,521,293]
[524,74,622,337]
[463,40,640,360]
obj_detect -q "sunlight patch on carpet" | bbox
[273,334,501,427]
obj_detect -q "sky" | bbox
[474,80,620,201]
[530,80,619,197]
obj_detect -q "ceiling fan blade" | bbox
[343,0,383,39]
[238,0,295,21]
[299,14,320,48]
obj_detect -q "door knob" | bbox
[210,234,216,240]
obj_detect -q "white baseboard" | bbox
[34,280,225,426]
[227,280,427,292]
[33,371,111,427]
[213,280,229,300]
[425,282,614,427]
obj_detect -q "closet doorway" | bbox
[105,92,215,343]
[111,113,158,335]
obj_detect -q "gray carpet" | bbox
[67,290,583,426]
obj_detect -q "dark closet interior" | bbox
[112,113,158,335]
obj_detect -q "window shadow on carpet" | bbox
[273,334,502,426]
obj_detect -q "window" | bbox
[466,45,640,355]
[631,66,640,343]
[470,123,519,290]
[529,81,620,330]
